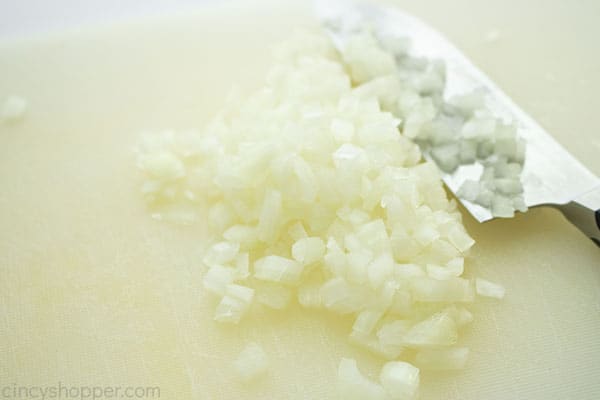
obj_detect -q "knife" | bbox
[315,1,600,245]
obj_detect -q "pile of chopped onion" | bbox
[136,30,505,398]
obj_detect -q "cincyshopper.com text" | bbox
[1,383,160,400]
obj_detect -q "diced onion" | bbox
[233,342,269,383]
[203,265,235,296]
[337,358,388,400]
[0,95,27,122]
[254,255,304,285]
[379,361,420,400]
[320,278,368,315]
[476,278,506,299]
[214,284,254,324]
[292,237,326,265]
[402,312,458,347]
[203,241,240,266]
[135,28,508,398]
[352,309,385,336]
[297,280,323,309]
[377,320,413,347]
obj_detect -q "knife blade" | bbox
[316,1,600,243]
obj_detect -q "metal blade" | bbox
[316,1,599,222]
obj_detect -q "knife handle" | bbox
[556,185,600,246]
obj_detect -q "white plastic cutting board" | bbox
[1,1,599,399]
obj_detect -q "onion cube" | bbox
[337,358,388,400]
[380,361,420,400]
[476,278,506,299]
[254,255,303,285]
[233,342,269,382]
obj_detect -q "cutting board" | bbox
[1,1,599,399]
